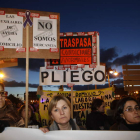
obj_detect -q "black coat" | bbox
[110,121,140,131]
[86,111,111,130]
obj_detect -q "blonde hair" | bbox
[48,95,71,116]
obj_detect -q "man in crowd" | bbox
[0,83,23,132]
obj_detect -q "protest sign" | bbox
[0,8,60,59]
[40,65,105,85]
[50,31,99,65]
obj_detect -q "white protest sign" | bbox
[1,127,140,140]
[0,14,23,48]
[39,65,105,85]
[33,16,57,49]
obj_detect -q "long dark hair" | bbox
[91,98,104,111]
[114,97,140,123]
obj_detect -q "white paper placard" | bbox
[0,14,23,48]
[33,16,57,49]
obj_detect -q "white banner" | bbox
[1,127,140,140]
[39,65,105,85]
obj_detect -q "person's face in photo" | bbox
[122,100,140,124]
[51,99,71,125]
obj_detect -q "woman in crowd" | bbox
[110,97,140,130]
[0,83,24,133]
[18,104,41,128]
[86,98,111,130]
[40,95,80,132]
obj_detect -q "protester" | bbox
[86,98,111,130]
[110,97,140,130]
[0,83,24,133]
[40,95,80,132]
[106,99,119,125]
[18,104,41,128]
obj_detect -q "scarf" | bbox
[49,118,80,130]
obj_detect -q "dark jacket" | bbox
[110,121,140,131]
[48,118,80,130]
[86,111,111,130]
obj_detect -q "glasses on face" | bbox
[0,92,5,97]
[124,106,140,112]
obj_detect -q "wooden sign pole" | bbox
[71,86,73,119]
[25,24,29,128]
[95,85,97,89]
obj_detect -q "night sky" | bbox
[1,0,140,99]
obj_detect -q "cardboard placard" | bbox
[50,31,98,66]
[0,8,60,59]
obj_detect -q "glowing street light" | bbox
[106,68,118,87]
[0,71,5,83]
[114,71,118,76]
[0,72,4,78]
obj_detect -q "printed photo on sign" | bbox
[0,14,23,48]
[33,16,57,49]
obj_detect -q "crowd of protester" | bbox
[1,82,140,133]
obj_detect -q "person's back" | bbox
[86,98,111,130]
[86,111,110,130]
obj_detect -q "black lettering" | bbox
[41,72,49,83]
[82,71,92,82]
[71,71,79,82]
[44,104,48,110]
[41,98,44,103]
[94,70,105,82]
[109,94,112,99]
[105,95,108,100]
[52,71,60,82]
[46,98,49,103]
[38,22,44,29]
[64,71,66,82]
[45,22,52,29]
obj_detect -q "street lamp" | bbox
[0,71,4,83]
[106,68,118,87]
